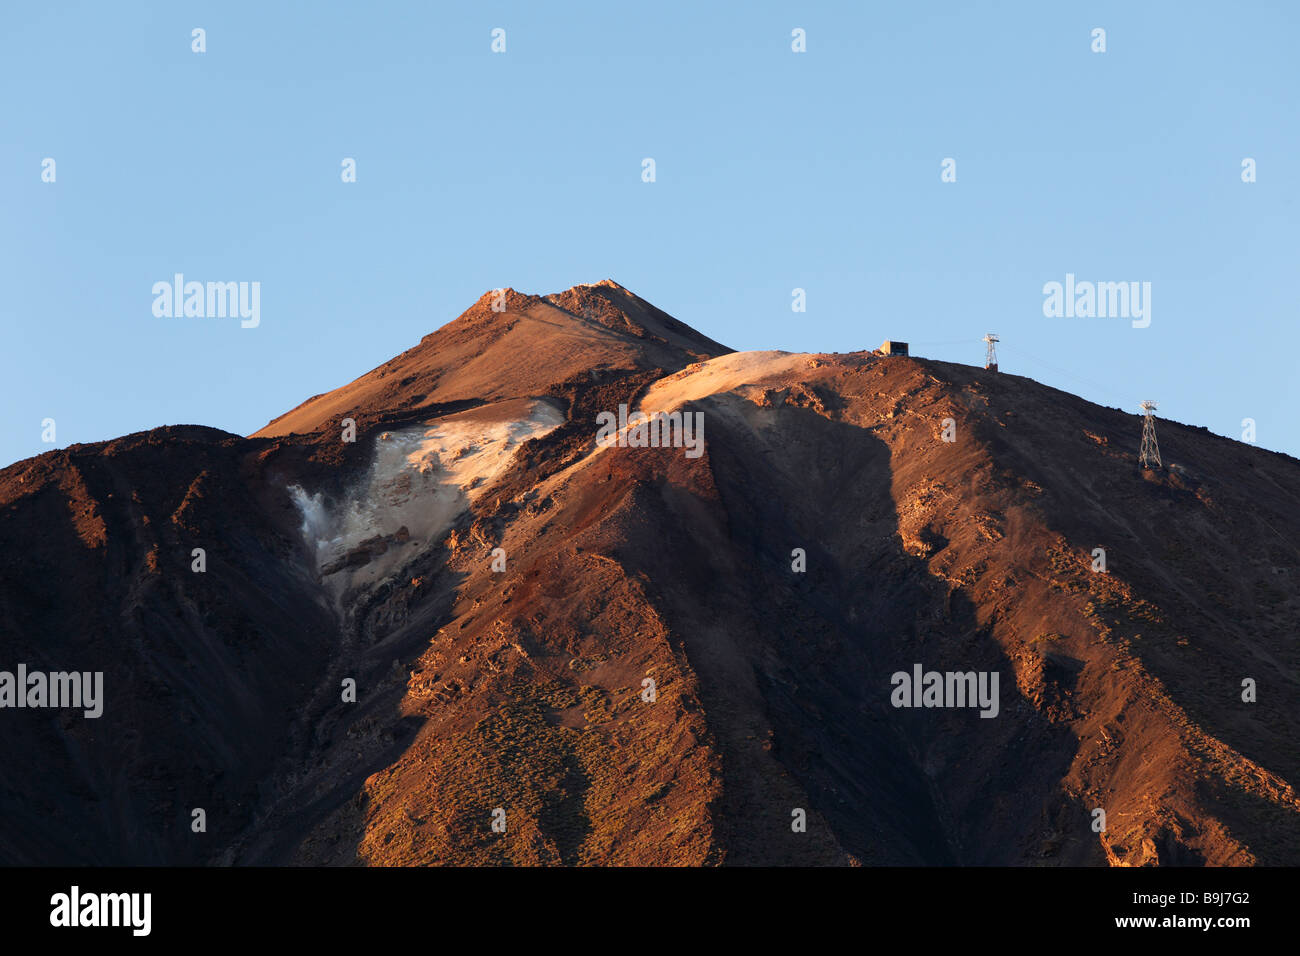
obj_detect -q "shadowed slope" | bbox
[1,286,1297,867]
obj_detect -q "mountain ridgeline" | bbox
[1,280,1297,866]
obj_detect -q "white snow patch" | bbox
[289,399,563,592]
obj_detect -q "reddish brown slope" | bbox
[253,280,729,440]
[2,285,1296,868]
[250,346,1299,866]
[0,427,335,864]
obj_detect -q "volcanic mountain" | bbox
[1,280,1297,866]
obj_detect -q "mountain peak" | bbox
[6,283,1300,868]
[253,283,730,439]
[569,278,624,291]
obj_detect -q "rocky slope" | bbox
[1,281,1296,866]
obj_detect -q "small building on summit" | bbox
[879,340,909,356]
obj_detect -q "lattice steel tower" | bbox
[983,333,999,371]
[1139,400,1161,468]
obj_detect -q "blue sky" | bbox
[3,1,1297,466]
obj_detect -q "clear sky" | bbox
[3,1,1297,467]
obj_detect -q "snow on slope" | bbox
[290,399,564,592]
